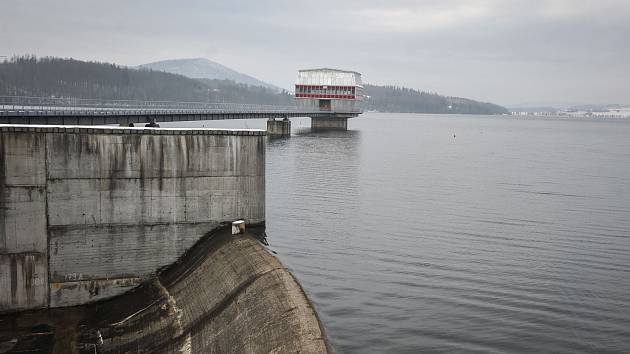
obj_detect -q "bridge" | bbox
[0,96,361,133]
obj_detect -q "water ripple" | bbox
[260,114,630,353]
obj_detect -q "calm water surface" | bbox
[172,113,630,353]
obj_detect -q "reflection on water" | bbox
[168,115,630,353]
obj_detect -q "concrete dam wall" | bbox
[0,225,328,353]
[0,125,265,312]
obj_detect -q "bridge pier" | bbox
[267,117,291,137]
[311,116,348,130]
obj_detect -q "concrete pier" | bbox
[0,125,265,313]
[311,116,348,130]
[267,118,291,137]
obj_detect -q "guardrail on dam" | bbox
[0,124,265,312]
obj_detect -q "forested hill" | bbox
[0,56,292,104]
[364,84,509,115]
[0,56,507,114]
[137,58,280,91]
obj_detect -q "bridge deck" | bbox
[0,96,360,125]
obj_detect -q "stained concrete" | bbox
[311,117,349,130]
[0,131,49,312]
[267,118,291,137]
[0,125,266,312]
[296,97,362,114]
[0,225,329,354]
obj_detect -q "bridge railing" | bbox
[0,96,364,117]
[0,95,311,113]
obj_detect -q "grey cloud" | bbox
[1,0,628,105]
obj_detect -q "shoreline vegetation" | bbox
[0,56,508,115]
[363,84,509,115]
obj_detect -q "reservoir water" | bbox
[169,113,630,353]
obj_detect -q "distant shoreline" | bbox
[361,112,630,119]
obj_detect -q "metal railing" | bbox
[0,96,364,123]
[0,95,323,114]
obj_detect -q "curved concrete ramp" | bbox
[0,225,329,353]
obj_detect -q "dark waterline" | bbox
[167,114,630,353]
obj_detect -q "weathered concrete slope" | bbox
[0,225,329,353]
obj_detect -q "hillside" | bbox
[0,56,508,114]
[136,58,280,91]
[0,56,289,104]
[364,84,509,115]
[198,79,292,105]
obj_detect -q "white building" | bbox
[295,68,364,113]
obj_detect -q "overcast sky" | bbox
[1,0,628,106]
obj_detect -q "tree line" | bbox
[0,56,292,104]
[363,84,509,115]
[0,56,508,114]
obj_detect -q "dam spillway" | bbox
[1,225,328,353]
[0,125,327,353]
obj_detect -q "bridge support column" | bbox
[267,118,291,137]
[311,116,348,130]
[117,116,130,127]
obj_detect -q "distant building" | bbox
[295,68,364,113]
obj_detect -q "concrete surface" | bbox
[295,97,362,114]
[267,118,291,137]
[1,125,266,312]
[0,225,329,354]
[311,117,349,130]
